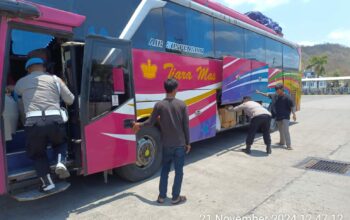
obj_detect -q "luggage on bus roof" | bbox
[245,11,283,35]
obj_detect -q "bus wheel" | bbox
[116,126,162,182]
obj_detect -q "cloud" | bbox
[298,41,318,46]
[328,29,350,46]
[217,0,290,11]
[328,29,350,41]
[296,29,350,47]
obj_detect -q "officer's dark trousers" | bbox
[246,114,271,148]
[24,115,67,178]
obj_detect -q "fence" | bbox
[302,87,350,95]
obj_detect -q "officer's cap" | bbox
[25,57,44,70]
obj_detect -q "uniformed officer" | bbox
[15,57,74,192]
[232,96,272,155]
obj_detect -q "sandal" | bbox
[171,195,187,205]
[157,196,165,204]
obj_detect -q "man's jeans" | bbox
[159,146,185,200]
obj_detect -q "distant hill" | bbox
[301,43,350,76]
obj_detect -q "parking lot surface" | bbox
[1,95,350,220]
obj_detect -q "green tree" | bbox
[332,70,340,87]
[306,55,328,88]
[332,69,340,77]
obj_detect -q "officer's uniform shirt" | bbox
[233,101,271,119]
[14,71,74,114]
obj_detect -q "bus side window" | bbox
[132,8,165,52]
[214,19,245,59]
[245,30,266,63]
[266,38,282,69]
[163,3,215,58]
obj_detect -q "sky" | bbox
[216,0,350,47]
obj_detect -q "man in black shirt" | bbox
[133,78,190,205]
[273,84,296,150]
[256,84,296,149]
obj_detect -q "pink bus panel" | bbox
[84,110,136,175]
[132,49,222,95]
[113,68,125,94]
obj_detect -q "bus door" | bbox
[0,16,8,195]
[80,35,137,175]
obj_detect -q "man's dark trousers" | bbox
[24,115,68,178]
[246,114,271,148]
[159,146,185,200]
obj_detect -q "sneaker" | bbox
[40,174,55,192]
[286,146,293,150]
[55,162,70,179]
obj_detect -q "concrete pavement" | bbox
[1,95,350,220]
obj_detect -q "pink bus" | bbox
[0,0,301,198]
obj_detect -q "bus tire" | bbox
[116,126,162,182]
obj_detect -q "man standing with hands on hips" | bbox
[133,78,190,205]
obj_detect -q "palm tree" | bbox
[306,55,328,89]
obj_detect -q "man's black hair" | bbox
[275,83,284,90]
[164,78,179,93]
[243,96,252,101]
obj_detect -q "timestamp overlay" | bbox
[199,214,344,220]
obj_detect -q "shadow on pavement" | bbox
[0,126,273,219]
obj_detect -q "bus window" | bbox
[132,8,165,52]
[73,0,141,40]
[266,37,283,68]
[186,8,214,58]
[163,3,214,58]
[28,0,141,40]
[11,30,54,56]
[8,29,65,85]
[283,45,300,71]
[245,30,266,63]
[214,19,245,59]
[88,43,132,120]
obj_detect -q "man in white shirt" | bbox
[233,96,272,155]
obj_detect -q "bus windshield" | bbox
[29,0,141,40]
